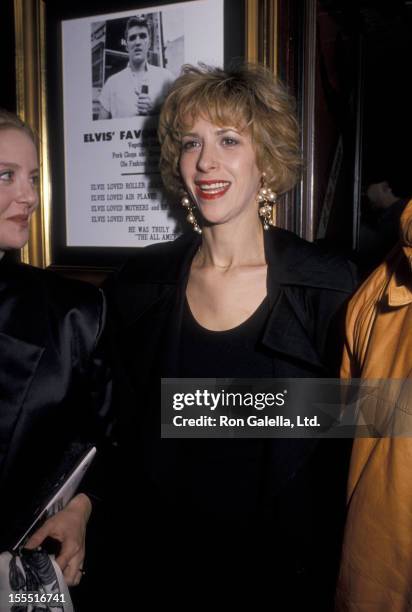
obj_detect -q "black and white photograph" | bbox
[91,11,184,120]
[60,0,223,248]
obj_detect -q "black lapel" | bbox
[262,227,353,373]
[264,226,354,292]
[109,232,200,379]
[110,232,199,329]
[157,234,200,377]
[263,290,325,371]
[0,262,46,480]
[0,262,49,345]
[261,228,355,492]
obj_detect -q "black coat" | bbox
[0,260,112,551]
[106,227,356,609]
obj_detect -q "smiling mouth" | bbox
[8,215,29,225]
[195,181,231,200]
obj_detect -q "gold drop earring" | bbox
[257,173,277,230]
[181,193,202,234]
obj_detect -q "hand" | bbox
[25,493,92,586]
[136,93,154,115]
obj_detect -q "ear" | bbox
[261,170,276,189]
[261,170,273,185]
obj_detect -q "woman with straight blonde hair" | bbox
[0,109,111,607]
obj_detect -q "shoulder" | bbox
[6,263,103,318]
[147,63,174,83]
[350,260,390,306]
[147,64,176,88]
[267,227,357,294]
[0,263,104,349]
[114,232,197,285]
[345,257,392,336]
[102,67,128,88]
[105,232,197,323]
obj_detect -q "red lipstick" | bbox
[194,180,231,200]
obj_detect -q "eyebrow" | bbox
[182,128,242,138]
[128,32,148,40]
[0,161,40,173]
[0,161,19,168]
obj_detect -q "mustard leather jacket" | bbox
[336,200,412,611]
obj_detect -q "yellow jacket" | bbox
[336,200,412,611]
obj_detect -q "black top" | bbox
[102,228,357,610]
[180,296,273,378]
[178,296,274,525]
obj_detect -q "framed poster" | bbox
[14,0,276,269]
[63,2,223,253]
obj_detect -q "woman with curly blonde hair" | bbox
[107,63,355,610]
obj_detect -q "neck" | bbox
[197,217,266,269]
[130,60,146,73]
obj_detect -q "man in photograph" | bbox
[98,15,175,119]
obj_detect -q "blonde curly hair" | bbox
[158,63,301,196]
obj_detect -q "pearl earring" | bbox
[181,193,202,234]
[257,174,277,230]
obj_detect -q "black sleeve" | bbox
[77,289,116,504]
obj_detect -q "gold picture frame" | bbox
[14,0,279,268]
[14,0,50,267]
